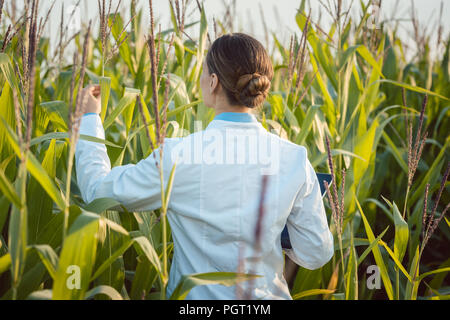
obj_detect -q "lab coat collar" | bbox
[205,112,264,130]
[214,112,258,123]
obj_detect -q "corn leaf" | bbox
[405,246,420,300]
[91,238,133,282]
[104,88,140,130]
[292,289,335,300]
[384,198,409,263]
[85,285,123,300]
[132,236,162,280]
[8,162,28,293]
[40,101,68,131]
[30,245,59,280]
[169,272,262,300]
[378,240,412,282]
[372,80,450,101]
[26,289,53,300]
[83,197,122,214]
[0,166,21,208]
[30,131,122,149]
[357,227,389,266]
[0,251,12,275]
[0,117,66,211]
[52,211,101,300]
[100,77,111,122]
[355,196,394,299]
[295,105,320,145]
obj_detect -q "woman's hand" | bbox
[81,84,101,114]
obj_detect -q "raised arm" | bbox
[74,86,167,212]
[284,147,334,269]
[74,113,165,212]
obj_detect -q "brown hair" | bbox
[206,33,273,108]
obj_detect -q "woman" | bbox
[75,33,334,300]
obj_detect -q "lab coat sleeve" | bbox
[74,113,163,212]
[284,147,334,269]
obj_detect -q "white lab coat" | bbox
[75,113,334,300]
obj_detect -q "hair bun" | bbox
[234,72,271,108]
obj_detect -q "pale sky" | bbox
[14,0,450,62]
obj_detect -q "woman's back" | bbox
[162,113,334,299]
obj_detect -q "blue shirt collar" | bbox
[213,112,257,123]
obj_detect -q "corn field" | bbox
[0,0,449,300]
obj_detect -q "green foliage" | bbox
[0,0,448,300]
